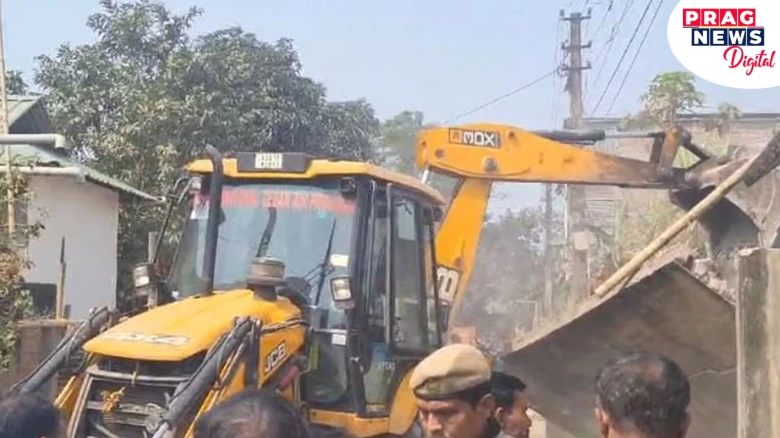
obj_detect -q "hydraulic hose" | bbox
[151,317,254,438]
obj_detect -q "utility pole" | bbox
[560,9,591,301]
[542,183,554,317]
[0,0,13,237]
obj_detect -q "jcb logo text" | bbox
[264,341,288,374]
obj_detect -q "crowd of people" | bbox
[411,344,690,438]
[0,345,690,438]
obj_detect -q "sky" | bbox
[5,0,780,212]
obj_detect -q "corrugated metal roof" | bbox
[7,94,52,134]
[0,144,160,201]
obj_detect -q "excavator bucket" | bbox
[669,154,780,292]
[502,246,737,438]
[672,156,780,250]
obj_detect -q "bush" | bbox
[0,160,44,369]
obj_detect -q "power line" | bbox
[605,0,664,114]
[440,69,557,125]
[552,19,565,127]
[591,0,637,89]
[588,0,615,41]
[590,0,655,116]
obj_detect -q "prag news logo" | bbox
[683,8,776,75]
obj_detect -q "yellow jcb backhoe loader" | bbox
[7,123,753,438]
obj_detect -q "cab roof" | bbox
[187,154,447,206]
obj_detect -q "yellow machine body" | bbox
[22,123,744,438]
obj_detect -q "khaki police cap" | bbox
[410,344,491,400]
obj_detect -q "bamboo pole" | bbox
[55,237,66,319]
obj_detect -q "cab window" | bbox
[363,191,394,408]
[391,195,427,351]
[423,216,441,348]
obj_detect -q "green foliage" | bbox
[705,102,742,138]
[377,110,456,198]
[378,110,425,174]
[6,70,29,95]
[615,71,714,259]
[619,110,655,131]
[640,71,705,127]
[0,159,44,369]
[457,205,566,345]
[32,0,382,296]
[615,191,707,265]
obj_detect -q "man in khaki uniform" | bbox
[410,344,501,438]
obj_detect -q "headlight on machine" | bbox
[330,277,354,309]
[132,262,160,307]
[133,264,151,288]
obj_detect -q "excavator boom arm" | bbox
[416,123,703,188]
[416,123,714,332]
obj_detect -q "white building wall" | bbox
[24,175,119,319]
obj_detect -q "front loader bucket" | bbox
[503,248,736,438]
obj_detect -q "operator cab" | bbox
[165,151,446,419]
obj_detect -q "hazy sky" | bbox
[6,0,780,211]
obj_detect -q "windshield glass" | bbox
[167,178,355,326]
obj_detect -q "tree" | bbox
[707,102,742,137]
[33,0,381,295]
[456,206,566,351]
[639,71,705,127]
[6,70,29,95]
[0,160,45,368]
[378,110,425,174]
[614,72,711,264]
[378,110,458,198]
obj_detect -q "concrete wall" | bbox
[505,249,737,438]
[0,320,74,398]
[24,175,119,319]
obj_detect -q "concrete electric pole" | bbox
[560,9,591,301]
[543,183,554,317]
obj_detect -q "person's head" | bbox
[410,344,498,438]
[193,388,310,438]
[595,352,691,438]
[0,393,64,438]
[491,371,532,438]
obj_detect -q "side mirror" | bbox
[330,276,355,310]
[132,263,160,307]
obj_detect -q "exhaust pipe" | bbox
[202,145,224,295]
